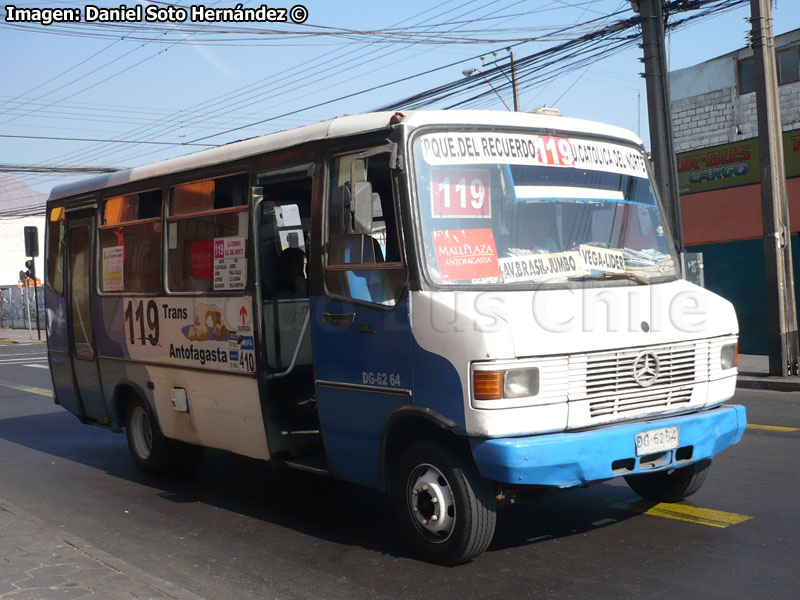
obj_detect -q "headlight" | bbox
[504,368,540,398]
[473,367,540,400]
[721,343,738,370]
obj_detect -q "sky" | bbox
[1,0,798,209]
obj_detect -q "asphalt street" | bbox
[0,342,798,600]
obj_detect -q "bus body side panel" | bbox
[311,294,414,489]
[150,366,266,459]
[98,358,268,459]
[408,336,467,432]
[93,296,127,361]
[93,294,268,459]
[97,359,152,431]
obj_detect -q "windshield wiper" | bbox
[569,271,649,285]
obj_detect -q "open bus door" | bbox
[64,211,108,424]
[254,168,321,460]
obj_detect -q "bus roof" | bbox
[48,110,644,203]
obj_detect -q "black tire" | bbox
[393,441,496,565]
[624,459,711,502]
[125,397,203,477]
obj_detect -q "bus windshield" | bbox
[411,131,679,286]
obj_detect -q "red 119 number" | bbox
[535,136,575,166]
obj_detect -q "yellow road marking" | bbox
[747,424,799,432]
[614,500,752,528]
[0,379,52,397]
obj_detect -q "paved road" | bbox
[0,343,798,599]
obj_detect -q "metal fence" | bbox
[0,286,45,330]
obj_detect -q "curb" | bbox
[0,339,46,344]
[0,497,205,600]
[737,377,800,392]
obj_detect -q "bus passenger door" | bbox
[312,148,413,488]
[46,205,82,419]
[65,214,108,424]
[254,170,318,457]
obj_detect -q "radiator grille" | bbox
[578,340,709,420]
[589,385,694,418]
[586,342,697,396]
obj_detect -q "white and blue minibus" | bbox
[45,110,745,564]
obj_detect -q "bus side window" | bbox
[167,173,249,293]
[47,206,66,294]
[99,190,162,293]
[325,152,405,306]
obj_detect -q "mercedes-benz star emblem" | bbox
[633,351,660,387]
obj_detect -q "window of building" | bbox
[167,173,249,293]
[46,205,65,294]
[739,47,800,95]
[325,151,405,307]
[778,47,800,85]
[738,57,755,94]
[99,190,163,293]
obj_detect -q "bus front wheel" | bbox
[393,441,496,565]
[624,459,711,502]
[125,398,201,476]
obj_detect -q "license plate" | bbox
[635,426,679,456]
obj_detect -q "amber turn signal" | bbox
[473,370,504,400]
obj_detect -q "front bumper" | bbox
[470,404,746,488]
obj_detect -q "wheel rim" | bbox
[406,463,456,543]
[129,406,152,460]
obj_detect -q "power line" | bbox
[0,0,748,206]
[376,0,747,111]
[0,134,213,146]
[0,0,498,193]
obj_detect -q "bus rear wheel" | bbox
[125,398,202,476]
[624,459,711,502]
[393,441,496,565]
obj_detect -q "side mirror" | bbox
[343,180,374,234]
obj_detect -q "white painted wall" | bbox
[671,56,736,102]
[0,216,46,287]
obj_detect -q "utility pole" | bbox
[631,0,683,251]
[508,49,521,111]
[462,68,511,111]
[750,0,799,376]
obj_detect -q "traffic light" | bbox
[24,226,39,258]
[24,259,35,281]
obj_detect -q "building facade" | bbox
[670,29,800,353]
[0,175,46,328]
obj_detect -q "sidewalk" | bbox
[0,328,45,344]
[0,498,203,600]
[737,353,800,392]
